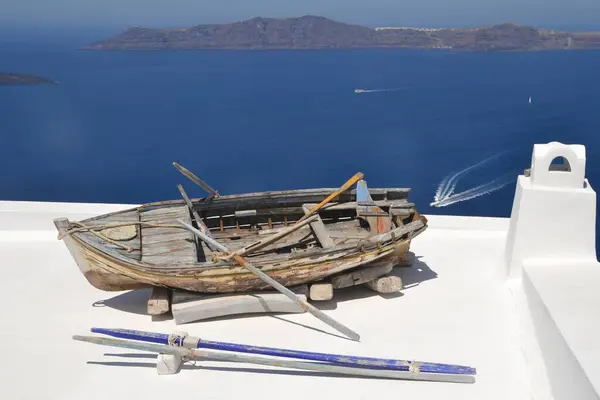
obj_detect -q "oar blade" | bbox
[172,162,219,198]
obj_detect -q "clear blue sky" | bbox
[2,0,599,30]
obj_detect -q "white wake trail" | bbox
[434,175,451,203]
[432,175,515,208]
[436,152,505,202]
[357,88,403,93]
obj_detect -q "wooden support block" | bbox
[331,262,393,289]
[156,353,183,375]
[171,285,309,325]
[309,282,334,301]
[365,275,403,293]
[147,286,171,315]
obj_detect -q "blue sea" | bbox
[1,40,599,254]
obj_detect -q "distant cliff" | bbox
[85,16,600,52]
[0,73,55,85]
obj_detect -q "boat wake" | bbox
[354,88,403,94]
[431,152,515,208]
[431,174,515,208]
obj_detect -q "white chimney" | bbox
[504,142,597,278]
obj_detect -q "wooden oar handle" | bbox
[297,172,364,224]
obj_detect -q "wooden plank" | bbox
[365,275,403,293]
[171,285,309,324]
[391,208,413,217]
[302,200,415,212]
[325,222,367,234]
[140,207,191,222]
[137,187,410,215]
[233,214,318,256]
[140,206,197,264]
[172,285,309,304]
[287,219,425,260]
[147,286,171,315]
[224,228,315,256]
[84,210,139,225]
[142,242,197,257]
[141,207,191,219]
[309,283,334,301]
[331,262,394,289]
[141,232,193,245]
[302,206,334,248]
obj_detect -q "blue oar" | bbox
[91,327,476,375]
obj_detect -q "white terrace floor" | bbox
[0,201,535,400]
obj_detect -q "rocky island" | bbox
[0,73,56,85]
[85,15,600,52]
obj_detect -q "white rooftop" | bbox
[1,142,598,400]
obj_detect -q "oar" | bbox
[232,214,319,257]
[90,327,477,375]
[236,172,365,257]
[72,335,475,383]
[173,162,220,198]
[177,184,219,251]
[177,218,361,342]
[296,172,364,224]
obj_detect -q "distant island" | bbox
[85,15,600,52]
[0,73,56,85]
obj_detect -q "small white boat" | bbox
[354,89,366,94]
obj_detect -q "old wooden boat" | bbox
[54,178,427,294]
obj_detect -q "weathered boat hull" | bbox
[55,186,426,293]
[56,221,413,292]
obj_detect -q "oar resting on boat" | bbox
[90,327,477,375]
[72,334,475,384]
[177,172,366,342]
[178,218,361,342]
